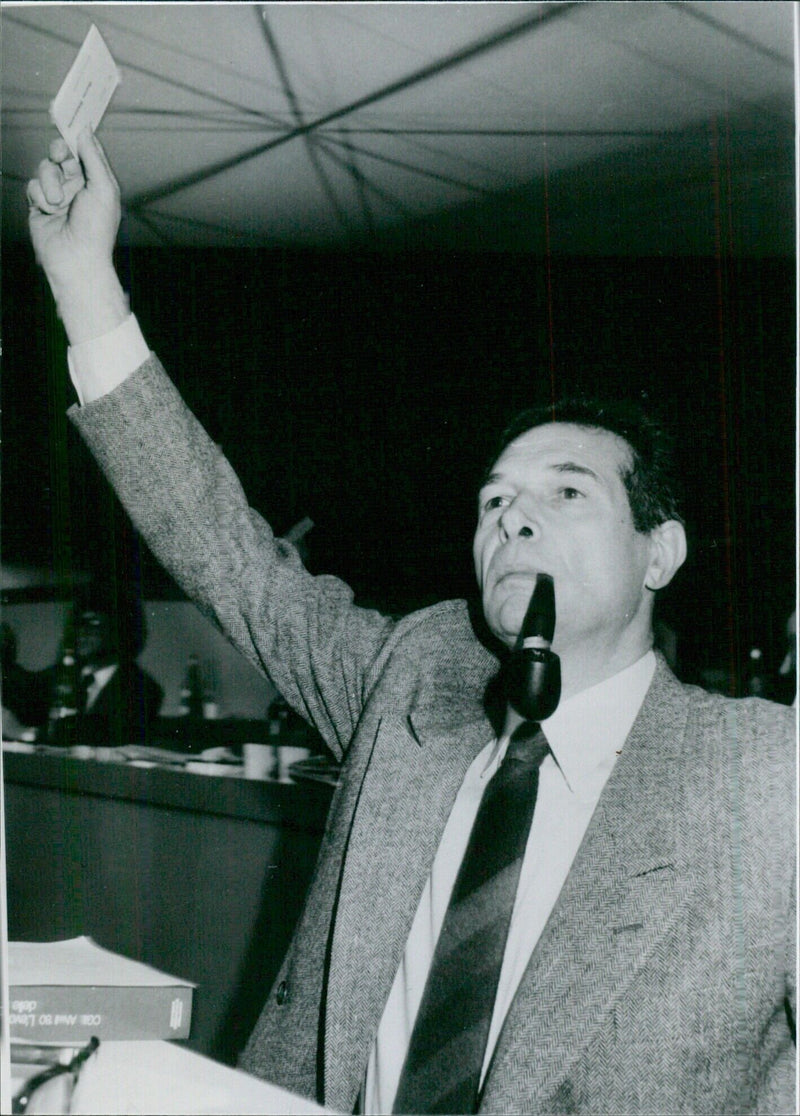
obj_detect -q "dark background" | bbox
[1,242,795,695]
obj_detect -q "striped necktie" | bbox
[392,722,550,1114]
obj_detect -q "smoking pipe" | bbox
[504,572,561,721]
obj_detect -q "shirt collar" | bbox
[82,662,118,687]
[540,650,656,795]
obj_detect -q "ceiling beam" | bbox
[256,6,356,238]
[316,133,495,197]
[669,1,793,69]
[126,3,578,212]
[315,141,418,220]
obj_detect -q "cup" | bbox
[242,742,275,780]
[277,745,310,781]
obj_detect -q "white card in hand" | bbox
[50,24,120,157]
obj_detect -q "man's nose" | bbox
[498,497,540,542]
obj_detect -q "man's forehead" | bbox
[488,421,632,478]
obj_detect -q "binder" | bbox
[8,937,194,1042]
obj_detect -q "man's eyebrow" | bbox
[551,461,602,482]
[479,460,604,492]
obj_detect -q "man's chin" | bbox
[485,591,531,647]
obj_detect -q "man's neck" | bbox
[80,654,118,674]
[557,639,654,702]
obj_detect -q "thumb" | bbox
[76,128,118,194]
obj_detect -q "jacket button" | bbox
[276,980,289,1005]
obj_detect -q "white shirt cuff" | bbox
[67,314,150,406]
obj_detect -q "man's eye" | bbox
[482,494,510,513]
[559,487,584,500]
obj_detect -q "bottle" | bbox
[267,697,290,779]
[202,661,220,720]
[179,654,204,719]
[745,647,769,698]
[46,610,82,745]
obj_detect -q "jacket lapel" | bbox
[324,709,493,1106]
[481,659,695,1110]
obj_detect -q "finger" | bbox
[61,174,85,209]
[59,156,86,195]
[48,136,72,164]
[76,128,118,193]
[27,177,61,215]
[37,158,64,205]
[34,162,64,207]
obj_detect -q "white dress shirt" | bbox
[363,651,656,1114]
[67,313,149,404]
[82,663,118,711]
[67,318,657,1113]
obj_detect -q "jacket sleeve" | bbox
[69,354,395,759]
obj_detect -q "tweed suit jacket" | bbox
[71,355,796,1115]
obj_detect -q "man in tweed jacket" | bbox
[28,133,795,1115]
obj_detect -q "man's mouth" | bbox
[496,568,539,586]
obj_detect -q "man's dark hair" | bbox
[484,395,684,533]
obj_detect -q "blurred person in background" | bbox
[1,589,162,744]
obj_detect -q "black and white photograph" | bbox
[1,3,796,1113]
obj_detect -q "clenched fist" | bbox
[27,129,128,345]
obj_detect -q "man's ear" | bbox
[644,520,687,591]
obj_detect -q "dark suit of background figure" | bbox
[1,611,163,744]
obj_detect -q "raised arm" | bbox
[27,132,395,756]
